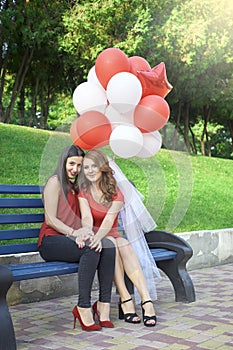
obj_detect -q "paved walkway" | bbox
[11,263,233,350]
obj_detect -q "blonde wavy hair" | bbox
[79,150,117,203]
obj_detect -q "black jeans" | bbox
[39,235,116,308]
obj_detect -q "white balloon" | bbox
[87,66,104,89]
[106,72,142,113]
[122,108,135,123]
[136,131,162,158]
[105,105,134,128]
[73,81,107,114]
[109,125,143,158]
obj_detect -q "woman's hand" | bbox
[74,227,93,248]
[89,235,102,253]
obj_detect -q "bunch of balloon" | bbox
[70,47,173,158]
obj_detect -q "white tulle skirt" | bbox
[109,158,162,304]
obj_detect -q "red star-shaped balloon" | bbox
[137,62,173,98]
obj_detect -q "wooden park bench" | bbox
[0,184,195,350]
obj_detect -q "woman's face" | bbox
[66,156,83,181]
[82,157,102,183]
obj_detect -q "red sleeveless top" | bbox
[38,189,81,247]
[78,187,124,238]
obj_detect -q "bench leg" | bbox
[0,266,17,350]
[157,260,196,303]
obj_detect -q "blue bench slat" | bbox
[0,228,40,240]
[3,261,71,270]
[3,261,79,281]
[2,251,175,281]
[0,213,44,224]
[0,184,43,194]
[0,198,43,208]
[0,243,38,255]
[150,248,176,261]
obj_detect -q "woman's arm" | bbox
[78,196,94,230]
[78,196,123,251]
[43,177,91,248]
[43,176,86,241]
[89,200,123,250]
[43,176,74,236]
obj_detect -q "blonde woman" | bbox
[78,150,158,327]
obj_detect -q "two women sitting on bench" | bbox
[38,145,160,330]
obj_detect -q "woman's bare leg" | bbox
[115,237,156,321]
[106,237,139,320]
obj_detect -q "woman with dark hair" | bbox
[78,149,158,327]
[38,145,116,331]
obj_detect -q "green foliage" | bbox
[191,118,233,158]
[1,123,233,233]
[47,93,77,129]
[1,0,232,158]
[160,0,233,99]
[59,0,154,79]
[210,128,233,159]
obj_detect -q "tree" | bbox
[59,0,156,85]
[1,0,232,158]
[0,0,70,125]
[155,0,233,155]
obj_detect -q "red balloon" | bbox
[70,119,92,149]
[128,56,151,76]
[134,95,170,132]
[137,62,173,98]
[76,111,112,148]
[95,48,130,89]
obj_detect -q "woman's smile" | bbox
[66,156,83,180]
[83,158,101,183]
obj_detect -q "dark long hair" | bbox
[52,145,85,197]
[79,150,117,203]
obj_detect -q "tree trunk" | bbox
[162,123,167,146]
[29,78,39,127]
[19,88,25,125]
[39,85,45,129]
[201,105,211,156]
[206,106,211,156]
[183,102,191,153]
[0,98,5,123]
[200,126,205,155]
[41,84,51,129]
[0,47,8,122]
[228,119,233,149]
[4,47,34,123]
[189,125,197,154]
[172,100,182,149]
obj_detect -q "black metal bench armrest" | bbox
[145,230,193,266]
[145,230,195,303]
[145,230,192,250]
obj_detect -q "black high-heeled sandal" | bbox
[141,300,157,327]
[118,298,141,324]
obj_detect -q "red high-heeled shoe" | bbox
[92,301,114,328]
[72,306,102,331]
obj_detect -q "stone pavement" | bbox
[11,263,233,350]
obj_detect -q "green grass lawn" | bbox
[1,122,232,233]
